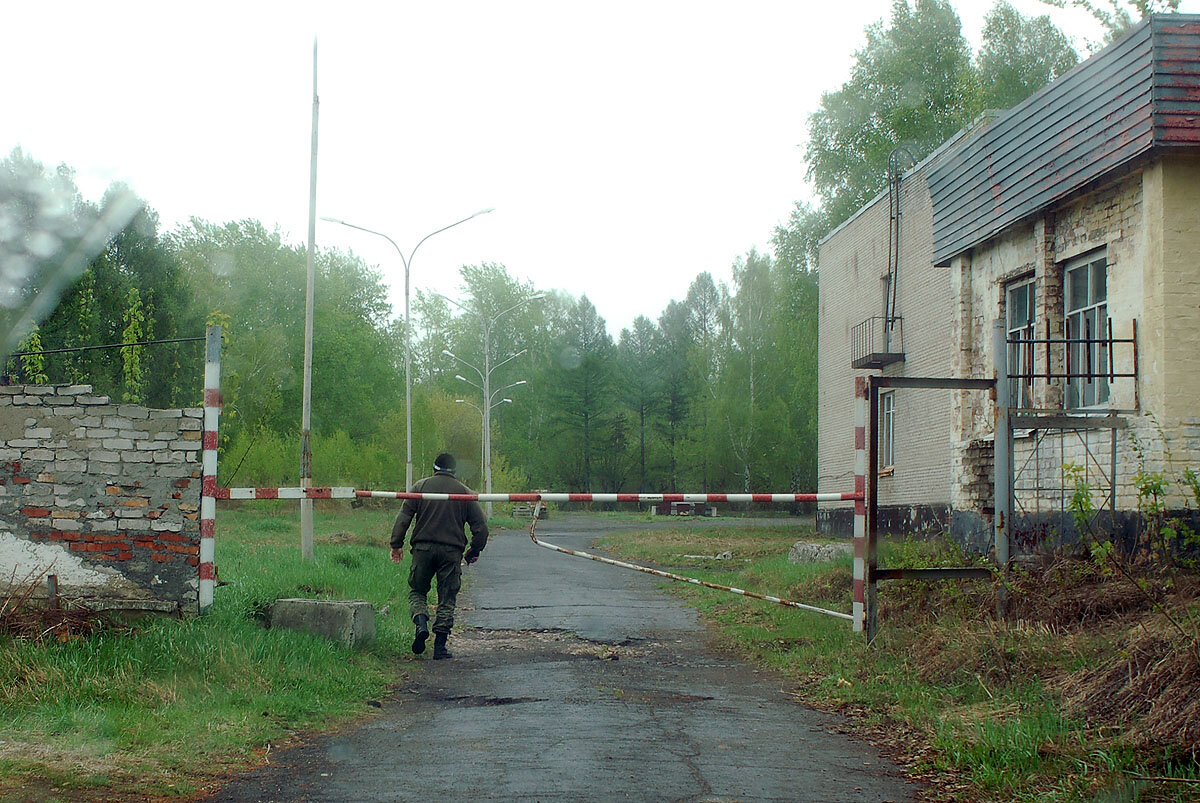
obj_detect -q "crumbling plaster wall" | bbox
[952,154,1200,517]
[0,384,203,614]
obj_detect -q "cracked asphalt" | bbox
[206,516,918,802]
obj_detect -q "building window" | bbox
[1065,251,1109,408]
[1006,278,1036,408]
[880,391,895,469]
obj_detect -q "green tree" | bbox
[548,297,616,491]
[656,300,692,492]
[17,327,48,384]
[979,2,1078,110]
[618,316,664,493]
[806,0,976,225]
[1041,0,1180,44]
[120,286,148,403]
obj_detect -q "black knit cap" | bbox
[433,452,457,474]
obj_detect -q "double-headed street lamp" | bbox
[445,342,531,514]
[438,291,543,513]
[321,208,493,488]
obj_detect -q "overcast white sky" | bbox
[5,1,1191,336]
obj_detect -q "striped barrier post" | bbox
[199,324,221,614]
[853,377,867,633]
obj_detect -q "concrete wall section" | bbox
[0,384,203,614]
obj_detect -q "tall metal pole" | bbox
[320,210,493,491]
[482,320,493,517]
[404,253,413,489]
[993,320,1012,616]
[300,39,319,561]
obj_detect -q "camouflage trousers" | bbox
[408,543,463,634]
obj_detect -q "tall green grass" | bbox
[598,526,1200,802]
[0,506,419,797]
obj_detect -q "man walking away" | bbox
[391,453,488,660]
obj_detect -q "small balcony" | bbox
[851,316,904,370]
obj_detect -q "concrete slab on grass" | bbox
[270,598,375,648]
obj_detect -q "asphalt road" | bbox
[207,516,918,802]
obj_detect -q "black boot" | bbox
[433,632,453,660]
[412,614,430,655]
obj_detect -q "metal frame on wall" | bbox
[860,374,996,643]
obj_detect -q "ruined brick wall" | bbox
[0,384,202,614]
[954,155,1200,520]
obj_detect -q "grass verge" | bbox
[0,504,426,800]
[598,525,1200,802]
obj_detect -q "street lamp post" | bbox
[439,293,544,509]
[445,327,533,516]
[321,208,493,489]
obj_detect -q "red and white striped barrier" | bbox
[853,377,867,633]
[353,490,861,503]
[525,502,854,622]
[215,488,862,502]
[212,482,863,626]
[199,325,221,613]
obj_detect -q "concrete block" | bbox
[787,541,853,564]
[270,599,376,648]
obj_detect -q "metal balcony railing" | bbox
[851,316,904,370]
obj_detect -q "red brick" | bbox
[13,476,30,484]
[69,542,87,551]
[166,544,199,555]
[119,498,149,508]
[173,479,191,489]
[106,486,122,495]
[186,556,199,566]
[159,533,189,543]
[171,492,182,500]
[116,552,133,561]
[145,510,163,520]
[20,507,50,518]
[151,553,173,563]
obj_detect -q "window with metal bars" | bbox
[1006,278,1036,409]
[1065,251,1109,408]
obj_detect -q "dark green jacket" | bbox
[390,472,488,554]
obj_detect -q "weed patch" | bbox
[0,505,418,799]
[599,525,1200,801]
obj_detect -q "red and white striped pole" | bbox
[350,491,859,503]
[853,376,867,634]
[199,324,221,614]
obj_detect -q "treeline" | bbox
[5,0,1136,495]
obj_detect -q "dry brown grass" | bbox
[1055,619,1200,754]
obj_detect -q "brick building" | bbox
[818,14,1200,549]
